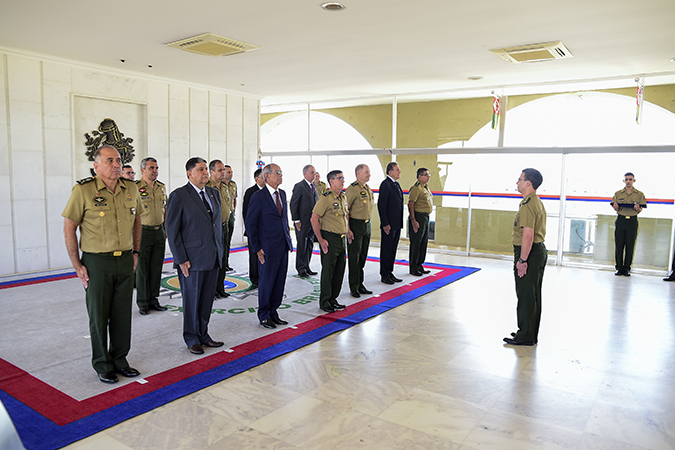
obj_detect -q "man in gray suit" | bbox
[290,164,319,278]
[166,157,225,355]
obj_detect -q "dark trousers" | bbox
[257,251,289,322]
[295,223,315,274]
[178,261,219,347]
[216,223,230,292]
[408,212,430,273]
[513,243,547,343]
[136,226,165,308]
[224,213,235,267]
[348,218,371,292]
[320,231,346,308]
[379,227,401,278]
[615,215,639,271]
[81,251,134,374]
[248,244,259,285]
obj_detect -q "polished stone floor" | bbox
[63,253,675,450]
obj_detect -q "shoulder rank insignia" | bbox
[156,180,165,186]
[323,191,331,196]
[415,181,420,186]
[521,197,531,205]
[77,176,95,185]
[351,181,358,186]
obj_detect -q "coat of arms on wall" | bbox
[84,118,135,164]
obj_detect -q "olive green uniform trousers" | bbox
[513,242,547,343]
[320,231,347,309]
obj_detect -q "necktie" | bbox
[311,182,316,198]
[200,190,213,219]
[275,191,283,215]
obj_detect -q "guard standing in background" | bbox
[135,157,168,315]
[346,164,374,297]
[207,160,231,298]
[121,165,135,181]
[408,167,433,276]
[504,168,547,347]
[224,165,237,271]
[314,172,328,195]
[311,170,352,313]
[611,172,646,276]
[62,145,142,383]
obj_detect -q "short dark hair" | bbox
[209,159,223,172]
[140,157,157,169]
[625,172,635,178]
[522,168,543,190]
[123,164,133,170]
[386,162,399,175]
[416,167,429,178]
[254,168,262,178]
[327,170,343,181]
[186,157,206,173]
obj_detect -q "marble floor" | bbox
[63,253,675,450]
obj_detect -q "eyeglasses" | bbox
[336,176,345,181]
[517,178,526,182]
[273,170,283,175]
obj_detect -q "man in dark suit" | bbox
[378,161,404,284]
[290,164,319,278]
[242,168,265,287]
[245,163,294,329]
[165,157,225,355]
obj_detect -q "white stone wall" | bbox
[0,51,260,276]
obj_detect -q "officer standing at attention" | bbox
[135,157,168,315]
[62,145,143,383]
[611,172,646,276]
[224,165,238,271]
[504,168,547,347]
[206,160,231,298]
[311,170,353,313]
[408,167,433,276]
[345,164,374,298]
[314,171,328,195]
[121,165,136,181]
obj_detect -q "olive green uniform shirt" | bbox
[136,179,167,226]
[313,190,349,234]
[62,176,142,253]
[315,181,327,195]
[408,182,433,214]
[206,179,231,223]
[345,181,374,220]
[226,180,237,216]
[512,192,547,245]
[611,188,646,217]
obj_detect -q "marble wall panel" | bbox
[169,137,190,191]
[44,128,73,177]
[243,97,259,146]
[6,55,41,103]
[170,84,188,102]
[227,124,243,161]
[209,104,227,143]
[148,82,169,118]
[227,95,243,128]
[0,225,16,274]
[42,61,71,84]
[43,79,71,130]
[11,151,44,201]
[16,246,48,273]
[48,221,70,269]
[72,69,148,104]
[0,120,8,178]
[190,89,208,123]
[210,91,227,108]
[46,175,74,223]
[13,198,47,249]
[169,98,189,141]
[0,175,11,227]
[8,100,43,151]
[189,120,209,158]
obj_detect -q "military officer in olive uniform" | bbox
[224,165,238,271]
[135,157,168,315]
[63,145,143,384]
[206,160,232,298]
[311,170,353,313]
[408,168,433,276]
[504,168,547,347]
[346,164,374,298]
[314,172,328,195]
[611,172,646,276]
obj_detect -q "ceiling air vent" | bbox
[165,33,259,57]
[490,41,572,63]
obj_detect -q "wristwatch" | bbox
[518,258,527,264]
[132,250,140,256]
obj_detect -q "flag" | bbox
[636,79,644,124]
[491,95,501,130]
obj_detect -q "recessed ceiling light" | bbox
[321,2,345,11]
[670,57,675,62]
[468,76,483,81]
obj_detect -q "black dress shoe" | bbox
[615,270,623,276]
[188,344,204,354]
[623,270,631,276]
[320,305,336,313]
[116,366,140,377]
[307,269,318,275]
[271,317,288,325]
[226,266,233,271]
[503,337,535,346]
[358,286,372,294]
[391,275,403,282]
[420,268,431,274]
[298,272,309,278]
[409,270,423,276]
[664,276,675,282]
[203,340,224,347]
[149,304,167,311]
[216,290,230,298]
[260,319,276,329]
[381,277,395,285]
[98,371,119,383]
[350,291,361,298]
[332,303,346,310]
[139,306,150,315]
